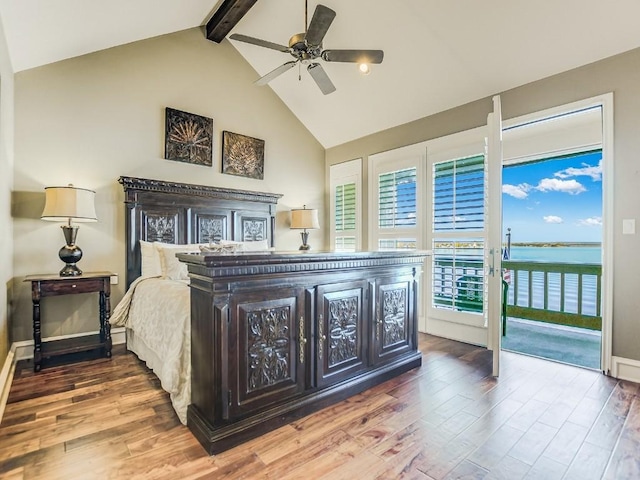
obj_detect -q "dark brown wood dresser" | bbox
[178,250,428,454]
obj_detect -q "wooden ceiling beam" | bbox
[206,0,259,43]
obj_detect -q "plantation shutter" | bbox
[374,167,417,250]
[431,155,486,313]
[433,155,484,231]
[378,168,417,228]
[334,182,357,251]
[330,159,362,252]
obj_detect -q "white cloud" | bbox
[555,160,602,181]
[577,216,602,227]
[535,178,586,195]
[543,215,563,224]
[502,183,531,199]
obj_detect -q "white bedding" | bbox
[110,276,191,424]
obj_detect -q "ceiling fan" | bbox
[229,1,384,95]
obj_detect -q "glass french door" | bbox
[426,96,503,376]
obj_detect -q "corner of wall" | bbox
[0,11,16,369]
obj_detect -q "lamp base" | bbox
[59,262,82,277]
[58,225,83,276]
[299,231,311,251]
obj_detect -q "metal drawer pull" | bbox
[318,314,325,359]
[299,316,306,363]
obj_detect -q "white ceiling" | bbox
[2,1,640,148]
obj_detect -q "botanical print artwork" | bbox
[165,108,213,166]
[221,131,265,180]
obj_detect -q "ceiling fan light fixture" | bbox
[359,63,371,75]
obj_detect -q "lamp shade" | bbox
[291,207,320,230]
[41,186,97,222]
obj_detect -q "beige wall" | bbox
[0,18,14,365]
[327,47,640,362]
[11,28,325,343]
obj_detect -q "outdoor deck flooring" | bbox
[502,317,601,370]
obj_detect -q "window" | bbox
[369,146,424,251]
[330,159,362,251]
[377,167,417,249]
[431,155,485,313]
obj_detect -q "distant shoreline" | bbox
[510,242,601,248]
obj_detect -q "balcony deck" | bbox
[433,257,602,370]
[502,316,601,370]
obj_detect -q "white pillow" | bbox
[140,240,162,278]
[155,242,202,280]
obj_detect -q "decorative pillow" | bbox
[155,242,202,280]
[199,243,239,253]
[140,240,163,278]
[219,239,270,252]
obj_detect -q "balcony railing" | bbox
[503,260,602,330]
[432,258,602,331]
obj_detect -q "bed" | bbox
[111,176,281,424]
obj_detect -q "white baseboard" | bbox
[0,344,17,423]
[611,356,640,383]
[425,317,488,347]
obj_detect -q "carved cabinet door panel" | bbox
[316,280,368,388]
[227,287,307,419]
[372,275,415,365]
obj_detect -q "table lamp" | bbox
[290,205,320,250]
[41,185,97,276]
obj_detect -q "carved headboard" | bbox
[119,176,282,288]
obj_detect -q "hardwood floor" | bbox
[1,334,639,479]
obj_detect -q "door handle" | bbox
[489,248,495,277]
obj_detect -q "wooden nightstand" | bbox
[24,271,115,372]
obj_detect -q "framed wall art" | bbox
[164,107,213,167]
[221,131,265,180]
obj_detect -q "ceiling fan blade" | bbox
[229,33,289,53]
[304,4,336,46]
[322,49,384,64]
[307,62,336,95]
[255,61,298,86]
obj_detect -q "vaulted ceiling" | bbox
[2,0,640,148]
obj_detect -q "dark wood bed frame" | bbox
[118,176,282,287]
[119,176,425,454]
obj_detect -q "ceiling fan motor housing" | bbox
[289,33,322,60]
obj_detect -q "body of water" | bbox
[507,246,601,264]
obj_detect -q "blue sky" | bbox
[502,151,602,243]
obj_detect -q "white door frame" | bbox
[501,93,614,374]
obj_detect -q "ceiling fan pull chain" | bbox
[299,62,302,81]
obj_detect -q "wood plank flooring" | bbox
[1,334,639,479]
